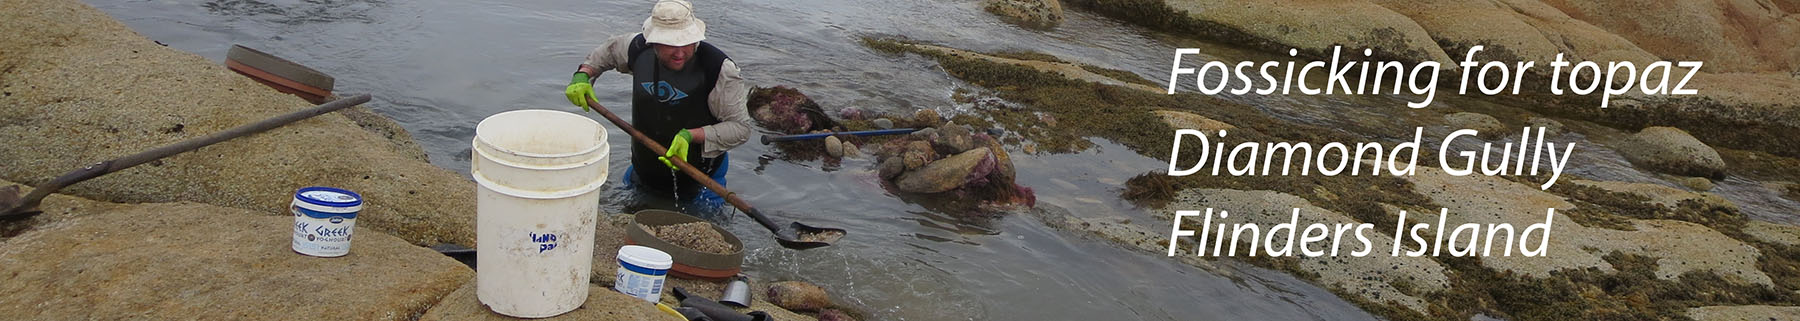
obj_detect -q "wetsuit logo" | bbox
[641,81,688,104]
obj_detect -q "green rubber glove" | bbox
[565,72,596,112]
[659,129,692,170]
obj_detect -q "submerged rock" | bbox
[1617,126,1728,179]
[817,309,860,321]
[766,281,832,312]
[897,147,992,193]
[1677,176,1715,191]
[878,158,906,180]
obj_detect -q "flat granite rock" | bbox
[1686,305,1800,321]
[418,280,666,321]
[0,0,476,247]
[0,202,472,320]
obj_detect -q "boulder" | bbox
[878,158,906,180]
[1677,176,1716,191]
[418,280,665,321]
[1370,0,1659,69]
[1443,112,1504,133]
[913,109,943,128]
[896,148,992,193]
[872,118,895,129]
[984,0,1065,30]
[933,123,977,154]
[842,141,861,158]
[0,201,471,320]
[975,134,1015,183]
[1540,0,1800,73]
[1526,117,1565,136]
[902,141,936,170]
[766,281,833,312]
[1616,127,1728,179]
[825,135,845,158]
[1063,0,1453,65]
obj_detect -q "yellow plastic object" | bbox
[656,303,685,320]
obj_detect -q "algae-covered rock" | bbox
[766,281,832,312]
[1154,110,1234,132]
[1443,112,1504,133]
[748,86,834,134]
[913,109,943,128]
[0,201,471,320]
[418,280,665,320]
[984,0,1064,30]
[896,147,992,193]
[1617,127,1728,179]
[902,140,936,170]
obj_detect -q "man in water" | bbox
[564,0,750,206]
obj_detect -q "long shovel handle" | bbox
[582,98,785,234]
[760,128,919,145]
[1,94,372,220]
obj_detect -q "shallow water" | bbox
[85,0,1799,319]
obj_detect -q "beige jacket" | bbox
[582,33,751,158]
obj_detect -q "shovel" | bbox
[584,97,845,249]
[759,128,918,145]
[0,94,373,221]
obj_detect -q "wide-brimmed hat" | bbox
[642,0,706,46]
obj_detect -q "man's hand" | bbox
[565,72,596,111]
[659,129,693,170]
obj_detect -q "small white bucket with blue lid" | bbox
[291,186,363,257]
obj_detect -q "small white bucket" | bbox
[614,245,672,303]
[291,187,362,257]
[472,109,609,318]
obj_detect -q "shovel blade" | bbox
[774,222,845,249]
[0,185,22,215]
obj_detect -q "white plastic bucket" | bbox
[613,245,672,303]
[472,109,609,318]
[290,186,362,257]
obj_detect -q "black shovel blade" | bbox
[0,185,39,220]
[775,222,845,249]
